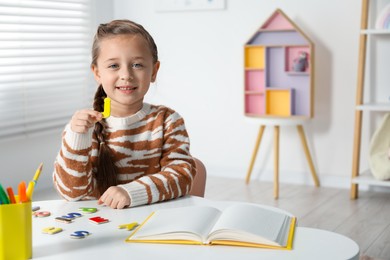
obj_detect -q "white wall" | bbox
[111,0,362,187]
[0,0,364,192]
[0,130,62,191]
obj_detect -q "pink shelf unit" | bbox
[244,9,314,119]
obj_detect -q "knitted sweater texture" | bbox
[53,103,196,207]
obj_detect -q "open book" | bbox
[126,203,296,249]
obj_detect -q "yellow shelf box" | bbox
[265,89,293,116]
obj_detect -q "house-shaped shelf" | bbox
[244,9,314,118]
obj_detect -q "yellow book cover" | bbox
[126,203,296,249]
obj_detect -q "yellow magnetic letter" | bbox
[102,97,111,118]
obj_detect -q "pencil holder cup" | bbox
[0,202,32,260]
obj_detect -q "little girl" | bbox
[53,19,196,209]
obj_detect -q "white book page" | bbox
[131,206,221,241]
[207,204,291,245]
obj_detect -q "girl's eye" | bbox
[108,64,119,69]
[132,63,143,69]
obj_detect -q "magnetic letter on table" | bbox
[118,222,139,231]
[70,231,90,239]
[33,211,51,218]
[62,212,82,220]
[55,217,73,224]
[42,227,63,235]
[79,207,98,214]
[89,216,109,224]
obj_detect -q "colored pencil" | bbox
[6,187,16,204]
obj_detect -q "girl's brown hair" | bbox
[91,20,159,195]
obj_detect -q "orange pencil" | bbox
[18,181,28,203]
[6,187,16,204]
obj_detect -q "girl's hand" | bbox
[70,109,103,133]
[98,186,131,209]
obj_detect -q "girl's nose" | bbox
[120,68,134,81]
[120,75,133,81]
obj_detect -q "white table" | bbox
[32,196,359,260]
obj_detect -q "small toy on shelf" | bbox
[292,51,308,72]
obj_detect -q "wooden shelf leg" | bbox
[274,126,280,199]
[350,0,369,199]
[297,125,320,187]
[351,110,363,199]
[245,125,266,184]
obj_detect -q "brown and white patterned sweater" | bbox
[53,103,196,207]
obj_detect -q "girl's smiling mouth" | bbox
[116,85,138,93]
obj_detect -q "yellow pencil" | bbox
[32,163,43,184]
[26,181,35,201]
[26,163,43,200]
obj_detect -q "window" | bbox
[0,0,93,140]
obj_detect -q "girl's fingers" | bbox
[99,192,108,204]
[102,197,118,209]
[84,110,103,121]
[117,198,128,209]
[73,118,92,127]
[74,110,102,123]
[71,109,103,133]
[110,200,119,209]
[98,187,130,209]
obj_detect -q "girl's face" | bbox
[92,34,160,117]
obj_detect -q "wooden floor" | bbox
[204,176,390,260]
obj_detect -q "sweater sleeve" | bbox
[118,111,196,207]
[53,124,98,201]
